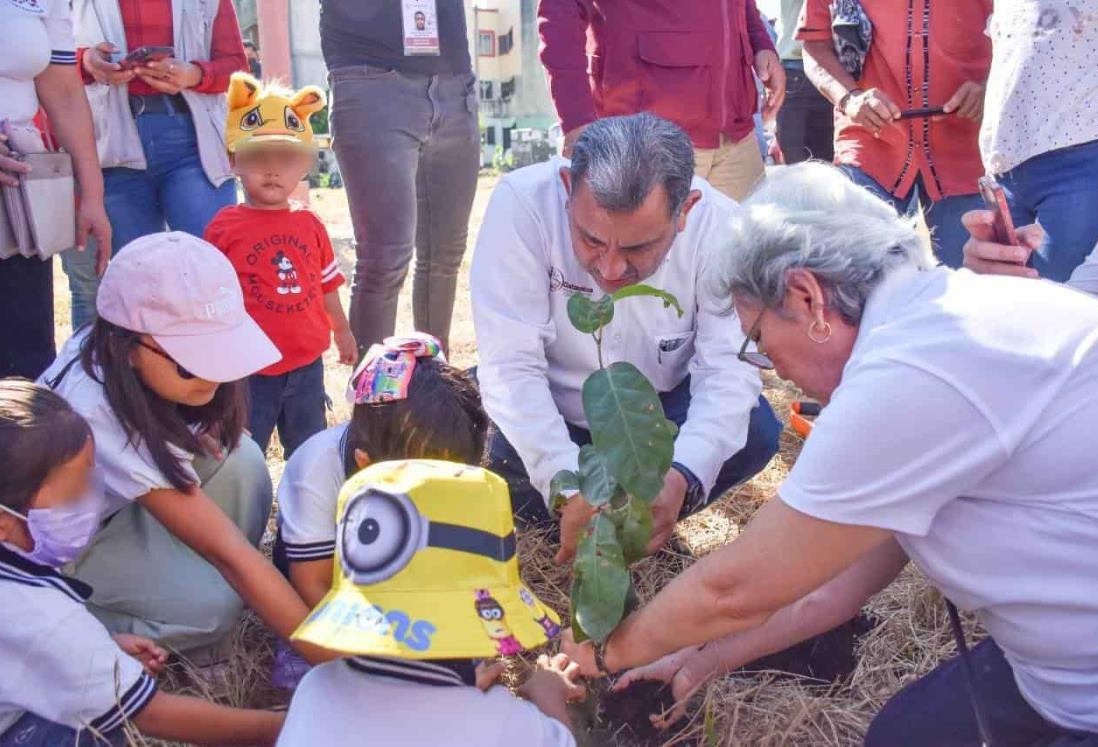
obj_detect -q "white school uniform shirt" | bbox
[277,657,575,747]
[38,331,198,516]
[471,158,762,504]
[980,0,1098,175]
[277,424,349,561]
[0,545,157,737]
[781,266,1098,732]
[1,0,76,127]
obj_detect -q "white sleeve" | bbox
[1066,242,1098,298]
[471,180,581,503]
[45,0,76,63]
[672,290,763,493]
[495,696,576,747]
[21,608,157,733]
[781,360,1009,536]
[277,437,343,561]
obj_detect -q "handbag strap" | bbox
[945,599,994,747]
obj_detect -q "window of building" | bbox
[498,28,514,55]
[500,78,515,100]
[479,80,494,100]
[478,30,496,57]
[485,127,497,146]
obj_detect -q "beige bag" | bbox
[0,152,76,261]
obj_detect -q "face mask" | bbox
[0,489,105,568]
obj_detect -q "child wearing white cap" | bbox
[37,232,327,663]
[0,380,283,746]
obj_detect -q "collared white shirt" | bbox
[980,0,1098,175]
[471,158,761,503]
[782,266,1098,732]
[278,424,349,562]
[0,545,157,737]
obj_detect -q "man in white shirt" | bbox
[979,0,1098,281]
[471,113,780,560]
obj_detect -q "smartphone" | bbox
[977,175,1020,251]
[899,107,946,120]
[121,46,175,68]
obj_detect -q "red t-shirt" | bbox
[205,204,344,376]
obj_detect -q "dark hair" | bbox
[80,320,248,492]
[243,40,258,51]
[569,113,696,218]
[343,359,488,478]
[0,379,92,513]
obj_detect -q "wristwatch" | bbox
[671,462,706,515]
[837,88,863,116]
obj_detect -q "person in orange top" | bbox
[797,0,992,268]
[205,74,356,459]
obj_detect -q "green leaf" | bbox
[549,469,579,514]
[572,513,630,642]
[577,445,617,507]
[610,284,684,318]
[582,362,676,502]
[567,293,614,334]
[569,577,589,643]
[609,496,653,564]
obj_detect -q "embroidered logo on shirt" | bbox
[547,267,593,294]
[8,0,46,16]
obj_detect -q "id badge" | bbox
[401,0,441,57]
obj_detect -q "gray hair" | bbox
[707,162,936,324]
[570,113,695,218]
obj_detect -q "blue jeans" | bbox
[840,165,983,269]
[997,138,1098,282]
[487,377,782,525]
[60,238,99,332]
[866,638,1098,747]
[67,102,237,320]
[0,711,125,747]
[247,357,327,459]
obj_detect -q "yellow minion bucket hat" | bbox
[225,72,326,154]
[291,460,562,659]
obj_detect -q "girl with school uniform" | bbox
[0,379,283,746]
[37,231,322,662]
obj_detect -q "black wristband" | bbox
[837,87,862,115]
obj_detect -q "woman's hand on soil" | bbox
[613,645,712,729]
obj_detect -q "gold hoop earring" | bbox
[808,320,832,344]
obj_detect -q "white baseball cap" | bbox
[96,232,282,383]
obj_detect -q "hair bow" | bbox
[346,333,445,405]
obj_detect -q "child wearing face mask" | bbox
[37,231,328,667]
[0,380,284,746]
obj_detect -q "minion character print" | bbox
[519,586,562,640]
[292,460,561,660]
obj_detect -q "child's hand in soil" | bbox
[475,659,507,691]
[520,653,588,706]
[613,644,713,729]
[334,328,358,365]
[113,633,168,676]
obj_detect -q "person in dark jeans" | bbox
[321,0,479,354]
[773,0,833,164]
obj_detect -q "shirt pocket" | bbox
[654,331,696,366]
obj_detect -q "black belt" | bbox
[128,93,190,116]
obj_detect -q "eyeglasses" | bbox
[737,310,774,370]
[137,340,197,380]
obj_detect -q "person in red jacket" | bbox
[538,0,785,202]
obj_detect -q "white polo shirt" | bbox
[39,331,199,515]
[0,545,157,737]
[278,657,575,747]
[277,424,349,562]
[471,158,762,503]
[781,266,1098,732]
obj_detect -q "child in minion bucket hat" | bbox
[278,460,585,746]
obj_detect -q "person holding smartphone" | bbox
[64,0,248,327]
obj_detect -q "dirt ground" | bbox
[51,174,967,747]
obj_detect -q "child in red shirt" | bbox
[205,73,356,457]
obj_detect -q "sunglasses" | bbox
[137,340,197,380]
[737,310,774,370]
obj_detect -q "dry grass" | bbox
[49,174,968,746]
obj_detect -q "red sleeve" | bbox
[314,216,344,294]
[745,1,777,56]
[796,0,833,42]
[76,48,97,85]
[191,0,248,94]
[537,0,598,135]
[203,210,231,253]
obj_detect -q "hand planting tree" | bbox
[549,286,683,643]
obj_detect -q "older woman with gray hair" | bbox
[566,162,1098,746]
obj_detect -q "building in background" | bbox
[466,0,556,166]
